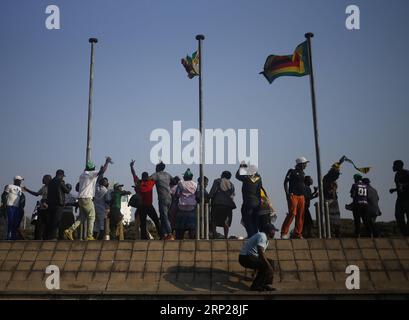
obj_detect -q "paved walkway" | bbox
[0,238,409,298]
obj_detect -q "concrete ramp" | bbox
[0,238,409,299]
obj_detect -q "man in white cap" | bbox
[1,176,25,240]
[64,157,112,241]
[281,157,309,239]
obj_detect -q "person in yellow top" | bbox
[256,187,276,233]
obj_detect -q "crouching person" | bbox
[239,223,277,291]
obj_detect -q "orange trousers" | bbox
[281,194,305,238]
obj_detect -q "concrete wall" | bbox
[0,238,408,298]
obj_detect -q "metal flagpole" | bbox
[86,37,98,165]
[81,37,98,240]
[304,32,325,236]
[196,34,205,240]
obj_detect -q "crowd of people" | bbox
[237,158,408,292]
[0,156,408,241]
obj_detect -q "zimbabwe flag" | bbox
[181,51,199,79]
[260,41,310,84]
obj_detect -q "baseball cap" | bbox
[86,161,96,171]
[14,175,24,181]
[296,157,309,164]
[113,183,124,189]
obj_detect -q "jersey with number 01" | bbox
[352,183,368,205]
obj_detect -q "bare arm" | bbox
[98,157,112,176]
[258,246,273,271]
[130,160,139,185]
[284,170,292,212]
[121,190,132,196]
[23,187,41,197]
[283,169,292,199]
[284,179,289,198]
[235,169,245,182]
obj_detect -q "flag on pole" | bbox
[181,51,199,79]
[343,156,371,174]
[260,41,310,84]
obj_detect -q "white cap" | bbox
[14,175,24,181]
[296,157,309,164]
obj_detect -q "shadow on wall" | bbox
[163,266,253,292]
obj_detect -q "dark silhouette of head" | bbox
[221,171,232,179]
[156,161,166,172]
[393,160,404,172]
[353,174,363,183]
[142,172,149,181]
[331,162,341,171]
[295,162,308,171]
[262,223,277,239]
[295,157,309,170]
[197,176,209,188]
[13,176,23,186]
[99,177,109,188]
[114,183,124,191]
[56,169,65,179]
[304,176,313,186]
[170,176,181,186]
[42,175,52,185]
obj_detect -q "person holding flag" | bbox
[322,157,346,237]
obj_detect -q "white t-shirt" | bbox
[239,232,269,258]
[78,170,100,199]
[94,185,110,214]
[5,184,23,207]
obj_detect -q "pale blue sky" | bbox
[1,0,408,237]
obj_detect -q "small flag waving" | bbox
[181,51,199,79]
[343,156,371,174]
[260,41,310,84]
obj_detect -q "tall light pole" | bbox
[86,37,98,165]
